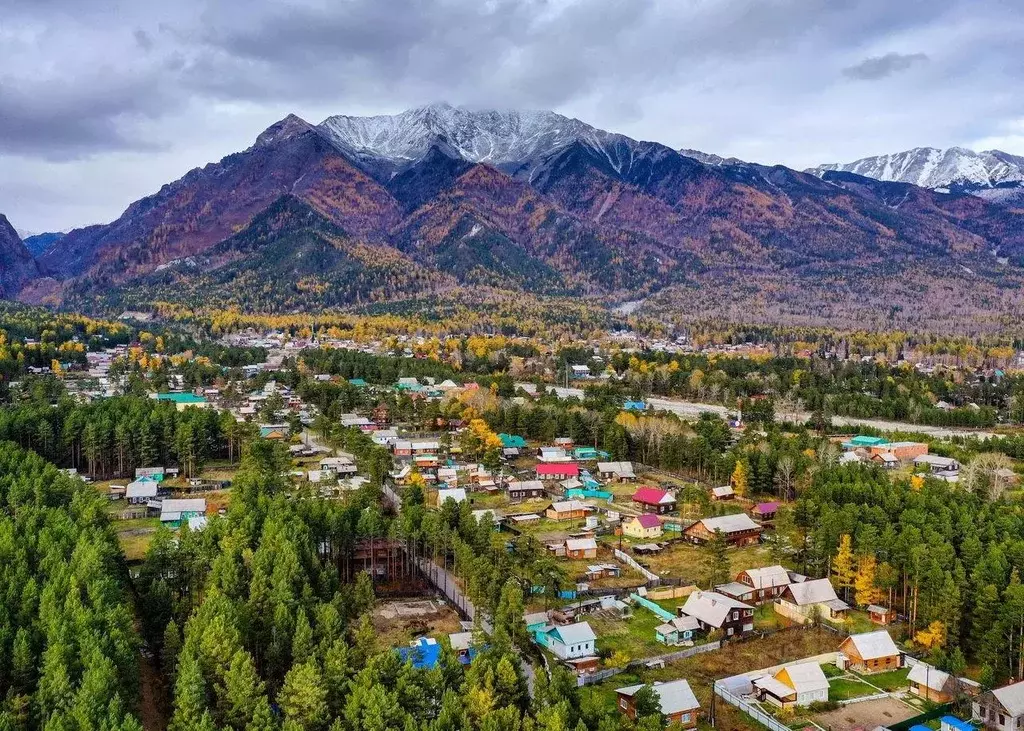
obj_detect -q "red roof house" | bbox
[751,502,779,520]
[631,487,677,514]
[536,462,580,480]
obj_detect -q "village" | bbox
[71,348,1018,731]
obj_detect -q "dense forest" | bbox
[0,442,143,730]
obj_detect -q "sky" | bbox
[3,0,1024,233]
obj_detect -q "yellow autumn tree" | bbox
[910,474,924,492]
[914,620,947,650]
[833,534,855,599]
[731,460,749,497]
[854,555,881,607]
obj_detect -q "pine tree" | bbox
[278,661,328,730]
[169,653,208,731]
[291,611,315,666]
[221,650,266,730]
[163,620,182,680]
[702,530,730,589]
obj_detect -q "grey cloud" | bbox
[842,52,929,80]
[134,29,154,51]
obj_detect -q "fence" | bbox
[647,585,697,601]
[613,549,661,585]
[575,641,722,687]
[714,682,793,731]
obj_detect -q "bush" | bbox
[807,700,841,713]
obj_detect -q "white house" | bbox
[437,488,467,505]
[541,621,597,660]
[754,662,829,708]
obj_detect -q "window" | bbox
[682,714,691,723]
[620,698,628,710]
[999,714,1006,726]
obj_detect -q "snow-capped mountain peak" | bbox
[808,146,1024,194]
[317,102,634,171]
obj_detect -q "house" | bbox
[622,513,663,539]
[616,680,700,728]
[320,456,356,471]
[712,485,735,501]
[585,564,620,580]
[871,452,900,469]
[524,612,549,634]
[655,615,701,645]
[539,446,572,462]
[565,537,598,560]
[555,437,574,450]
[437,488,467,506]
[499,433,527,449]
[539,621,597,660]
[507,513,541,526]
[507,480,546,502]
[872,441,928,461]
[753,662,829,708]
[536,462,580,481]
[631,486,676,514]
[735,565,792,603]
[838,631,902,674]
[447,632,480,665]
[679,590,754,637]
[974,682,1024,731]
[570,365,591,379]
[622,400,648,412]
[573,446,608,461]
[397,637,441,669]
[868,604,896,625]
[751,502,779,520]
[598,461,636,482]
[914,454,961,473]
[777,578,849,623]
[126,479,159,504]
[909,661,955,703]
[546,500,591,521]
[941,717,975,731]
[152,392,210,411]
[160,498,207,526]
[682,514,763,546]
[841,435,889,450]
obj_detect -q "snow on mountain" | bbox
[808,147,1024,192]
[318,102,651,178]
[678,148,746,166]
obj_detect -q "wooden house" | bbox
[564,537,598,560]
[838,631,902,674]
[682,514,763,546]
[909,661,955,703]
[507,479,546,502]
[616,680,700,729]
[545,500,590,522]
[973,680,1024,731]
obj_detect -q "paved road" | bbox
[520,383,997,440]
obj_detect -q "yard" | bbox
[587,596,690,660]
[609,538,777,586]
[812,696,917,731]
[586,627,841,731]
[371,599,464,652]
[829,677,880,701]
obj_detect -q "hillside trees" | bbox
[0,442,143,730]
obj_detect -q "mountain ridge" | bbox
[15,105,1024,332]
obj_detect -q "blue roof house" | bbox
[397,637,441,669]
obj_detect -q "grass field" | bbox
[829,677,880,701]
[855,667,910,691]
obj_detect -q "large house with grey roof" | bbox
[974,680,1024,731]
[682,513,763,546]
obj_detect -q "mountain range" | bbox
[6,103,1024,332]
[808,147,1024,203]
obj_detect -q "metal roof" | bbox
[785,578,839,606]
[698,513,760,534]
[616,679,700,715]
[844,631,900,660]
[992,681,1024,717]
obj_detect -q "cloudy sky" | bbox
[3,0,1023,232]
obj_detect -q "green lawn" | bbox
[856,667,910,691]
[821,662,845,678]
[589,597,690,660]
[829,678,879,701]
